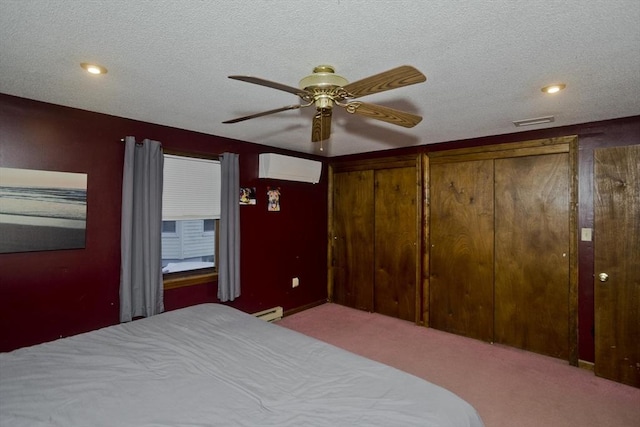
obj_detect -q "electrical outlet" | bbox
[292,277,299,288]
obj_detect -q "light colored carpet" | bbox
[277,303,640,427]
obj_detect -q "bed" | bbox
[0,303,484,426]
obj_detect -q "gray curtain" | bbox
[218,152,241,301]
[119,137,164,322]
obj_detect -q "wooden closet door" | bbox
[494,153,570,359]
[332,170,375,311]
[374,167,417,321]
[594,144,639,387]
[429,160,495,341]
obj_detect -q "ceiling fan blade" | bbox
[311,109,332,142]
[340,65,426,99]
[343,101,422,128]
[223,104,303,124]
[228,75,313,99]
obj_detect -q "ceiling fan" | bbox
[223,65,427,143]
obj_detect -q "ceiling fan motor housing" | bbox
[299,66,349,109]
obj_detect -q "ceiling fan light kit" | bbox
[224,65,427,144]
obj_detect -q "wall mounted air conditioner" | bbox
[259,153,322,184]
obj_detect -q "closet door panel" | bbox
[374,167,417,321]
[494,153,570,359]
[429,160,495,341]
[333,170,375,311]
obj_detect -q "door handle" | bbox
[598,272,609,282]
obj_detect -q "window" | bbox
[161,154,221,287]
[162,220,177,235]
[203,219,215,233]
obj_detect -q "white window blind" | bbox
[162,154,221,220]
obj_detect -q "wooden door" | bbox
[332,170,375,311]
[594,144,640,387]
[494,153,570,359]
[429,160,495,341]
[374,167,417,321]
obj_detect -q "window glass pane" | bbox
[162,220,176,233]
[203,219,215,232]
[162,155,219,274]
[161,219,215,273]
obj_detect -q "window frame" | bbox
[162,150,220,290]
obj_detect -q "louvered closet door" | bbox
[332,170,375,312]
[429,160,495,342]
[494,153,570,359]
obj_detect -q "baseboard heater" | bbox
[252,306,283,322]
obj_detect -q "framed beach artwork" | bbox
[0,167,87,254]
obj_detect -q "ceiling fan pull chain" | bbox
[320,106,324,151]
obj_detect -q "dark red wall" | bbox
[0,94,328,351]
[2,93,638,362]
[333,115,640,363]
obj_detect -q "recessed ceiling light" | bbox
[541,83,566,94]
[81,62,108,75]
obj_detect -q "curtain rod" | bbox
[120,138,161,147]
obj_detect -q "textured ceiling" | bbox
[1,1,639,157]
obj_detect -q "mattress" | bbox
[0,303,484,426]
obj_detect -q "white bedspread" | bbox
[0,304,484,426]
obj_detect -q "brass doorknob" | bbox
[598,272,609,282]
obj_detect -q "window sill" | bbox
[163,271,217,290]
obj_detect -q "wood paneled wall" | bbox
[333,116,640,363]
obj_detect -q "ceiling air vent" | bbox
[512,115,555,127]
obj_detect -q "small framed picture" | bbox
[267,187,281,212]
[240,187,256,205]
